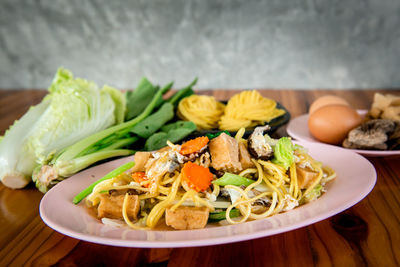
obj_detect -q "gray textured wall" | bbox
[1,0,399,90]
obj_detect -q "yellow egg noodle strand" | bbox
[122,193,149,230]
[86,179,115,206]
[289,162,296,196]
[177,95,225,130]
[234,127,246,143]
[225,185,252,224]
[279,184,288,195]
[239,168,257,178]
[170,190,197,211]
[254,160,284,215]
[259,161,289,182]
[225,160,282,224]
[258,162,284,200]
[138,193,159,200]
[289,162,302,200]
[302,162,324,198]
[212,183,220,198]
[244,160,266,193]
[146,174,182,228]
[235,192,271,221]
[249,192,278,219]
[219,90,285,131]
[194,195,215,211]
[321,165,337,184]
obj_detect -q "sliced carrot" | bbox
[180,136,209,155]
[181,162,213,192]
[131,172,149,187]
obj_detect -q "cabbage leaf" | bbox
[271,137,294,170]
[0,67,125,189]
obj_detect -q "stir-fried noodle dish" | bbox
[82,126,336,230]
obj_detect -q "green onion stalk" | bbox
[32,83,172,193]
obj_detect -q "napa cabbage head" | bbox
[0,67,125,189]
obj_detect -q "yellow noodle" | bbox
[239,168,257,178]
[248,192,278,219]
[234,127,246,143]
[219,90,285,131]
[177,95,225,130]
[302,162,324,198]
[321,165,337,184]
[289,162,301,200]
[212,183,220,198]
[122,193,149,230]
[146,174,182,228]
[170,190,197,211]
[225,185,252,224]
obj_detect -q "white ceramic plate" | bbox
[40,142,376,248]
[287,111,400,157]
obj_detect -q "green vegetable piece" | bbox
[166,128,196,143]
[212,172,255,187]
[168,77,197,106]
[208,209,240,222]
[205,130,231,139]
[72,161,135,204]
[0,67,125,189]
[271,137,294,170]
[144,132,168,151]
[160,120,196,133]
[103,85,126,124]
[144,121,197,151]
[151,81,174,109]
[131,102,174,138]
[34,78,170,192]
[125,78,158,120]
[301,184,323,204]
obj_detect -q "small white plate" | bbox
[40,142,376,248]
[287,111,400,157]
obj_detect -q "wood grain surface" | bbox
[0,89,399,267]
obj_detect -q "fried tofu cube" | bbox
[165,206,209,230]
[238,142,254,169]
[97,194,140,220]
[296,166,319,189]
[130,151,151,173]
[209,133,242,173]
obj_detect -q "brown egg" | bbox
[308,104,362,145]
[309,95,349,114]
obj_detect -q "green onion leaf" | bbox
[72,161,135,204]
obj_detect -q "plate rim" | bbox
[39,141,377,248]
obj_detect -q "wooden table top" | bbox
[0,89,399,266]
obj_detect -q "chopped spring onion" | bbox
[208,209,240,222]
[72,161,135,204]
[212,172,255,187]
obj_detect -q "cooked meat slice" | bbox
[209,133,242,173]
[248,126,273,160]
[165,206,209,230]
[296,166,319,189]
[238,142,255,169]
[97,194,140,220]
[130,152,151,172]
[343,119,397,150]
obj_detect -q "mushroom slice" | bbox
[343,119,397,150]
[248,125,274,160]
